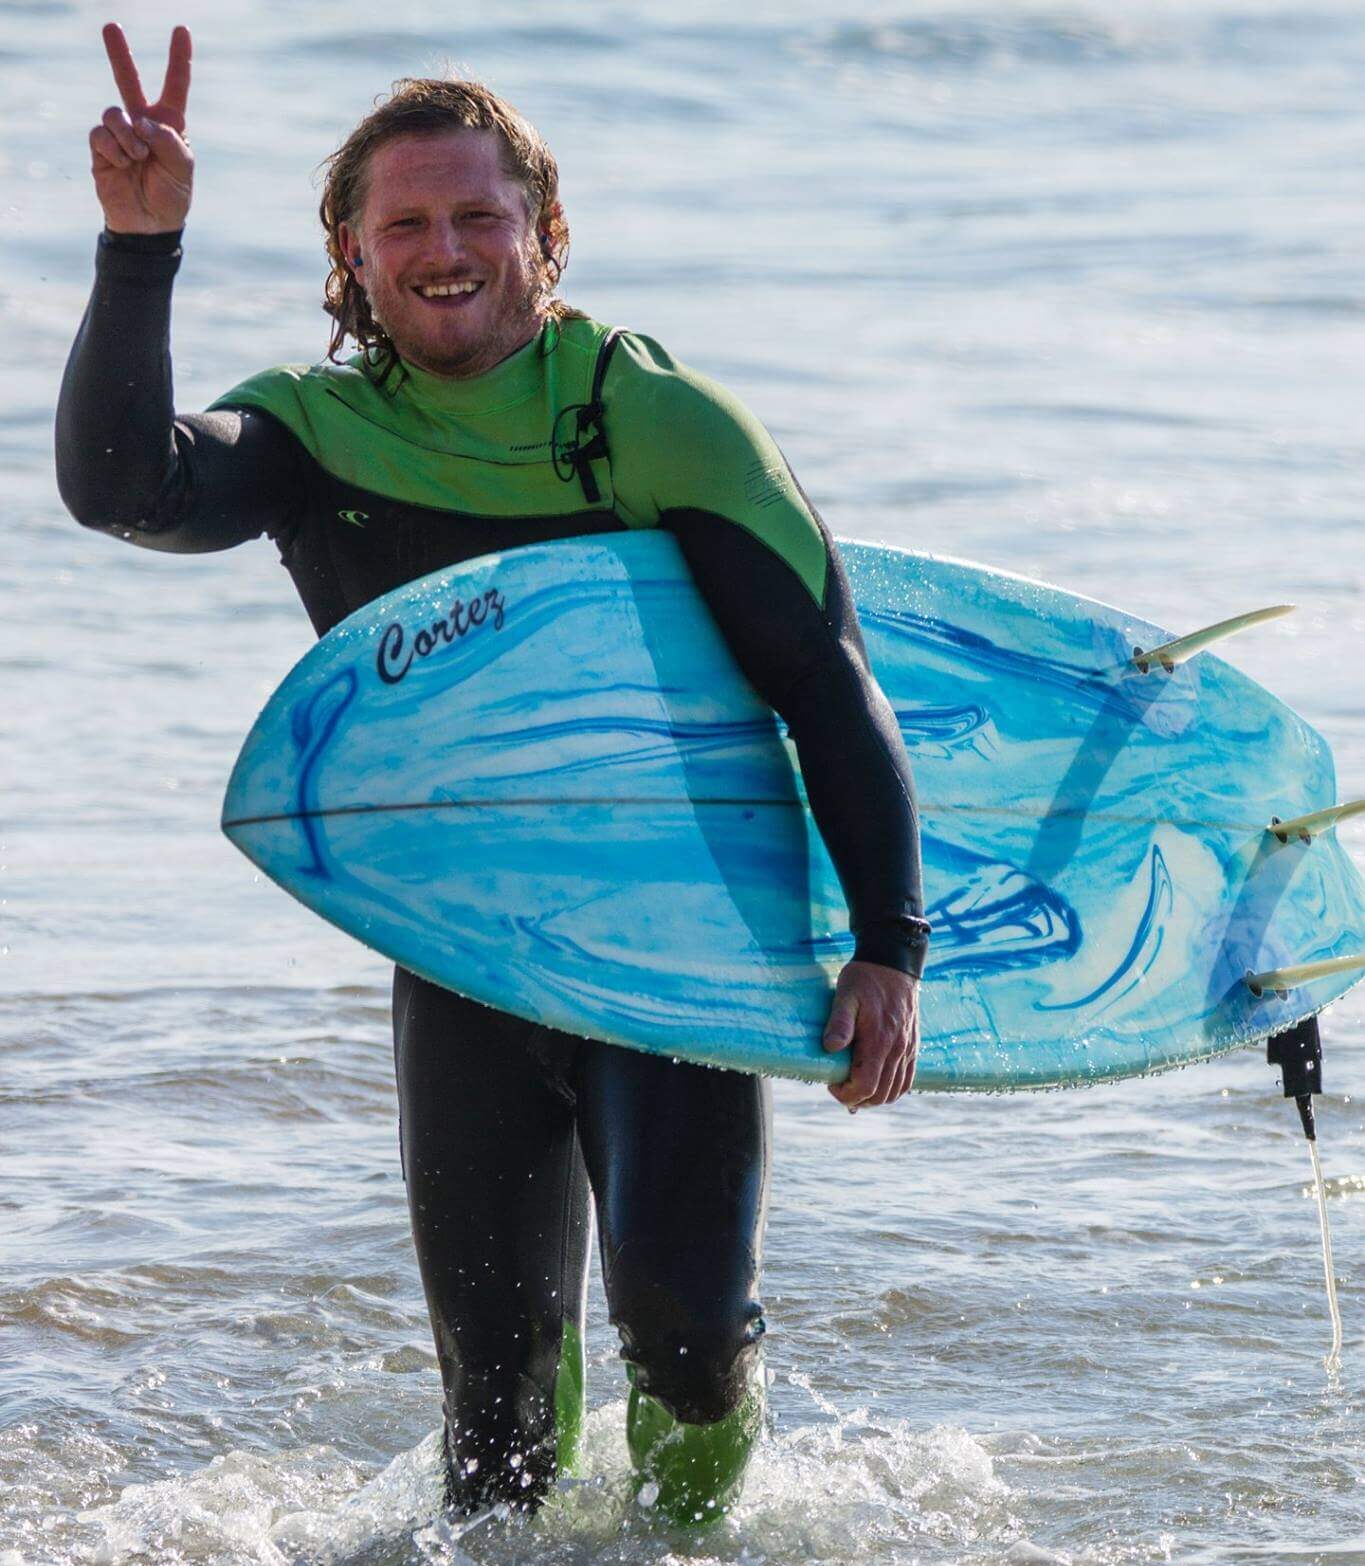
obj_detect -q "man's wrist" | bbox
[100,226,184,255]
[851,915,931,980]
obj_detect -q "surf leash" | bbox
[1267,1020,1343,1370]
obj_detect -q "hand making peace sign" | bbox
[90,23,194,235]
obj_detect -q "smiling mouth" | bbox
[413,280,483,302]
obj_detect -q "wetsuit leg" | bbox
[392,969,591,1513]
[576,1043,771,1522]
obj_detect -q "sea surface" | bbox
[4,1,1365,1561]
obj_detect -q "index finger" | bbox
[158,26,192,122]
[102,23,148,118]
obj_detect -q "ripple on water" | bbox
[809,13,1172,73]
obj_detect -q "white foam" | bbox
[79,1446,369,1566]
[73,1398,1017,1566]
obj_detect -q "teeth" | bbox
[418,281,481,298]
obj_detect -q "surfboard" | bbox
[221,533,1365,1090]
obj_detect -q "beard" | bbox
[366,236,551,380]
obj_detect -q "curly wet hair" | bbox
[318,77,579,373]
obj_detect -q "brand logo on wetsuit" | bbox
[337,509,369,527]
[376,588,507,685]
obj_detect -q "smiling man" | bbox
[57,26,930,1527]
[337,129,547,380]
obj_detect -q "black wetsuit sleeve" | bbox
[604,332,929,976]
[667,511,930,978]
[55,231,302,552]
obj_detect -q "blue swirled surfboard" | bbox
[221,534,1365,1090]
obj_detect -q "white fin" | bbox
[1132,603,1294,673]
[1268,798,1365,843]
[1245,953,1365,998]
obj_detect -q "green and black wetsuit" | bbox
[56,229,930,1518]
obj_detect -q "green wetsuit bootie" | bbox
[626,1367,763,1527]
[554,1317,588,1476]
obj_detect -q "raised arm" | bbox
[56,25,300,551]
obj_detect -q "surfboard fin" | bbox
[1131,604,1294,673]
[1245,953,1365,999]
[1268,799,1365,844]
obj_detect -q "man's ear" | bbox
[539,201,564,258]
[338,220,362,278]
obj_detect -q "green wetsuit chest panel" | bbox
[211,316,618,521]
[209,315,828,633]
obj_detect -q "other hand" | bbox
[822,960,919,1110]
[90,23,194,234]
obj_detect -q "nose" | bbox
[425,218,469,270]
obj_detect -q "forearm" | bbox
[55,231,293,552]
[782,642,930,978]
[668,511,930,978]
[596,330,930,974]
[57,229,186,532]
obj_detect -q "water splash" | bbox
[79,1447,369,1566]
[67,1396,1022,1566]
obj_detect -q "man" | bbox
[57,25,929,1526]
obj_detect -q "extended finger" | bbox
[101,105,148,160]
[90,124,130,169]
[102,23,149,118]
[155,26,192,128]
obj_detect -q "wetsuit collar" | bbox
[392,319,556,416]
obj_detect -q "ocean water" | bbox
[4,1,1365,1561]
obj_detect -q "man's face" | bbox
[339,128,547,380]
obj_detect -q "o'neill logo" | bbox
[376,588,507,685]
